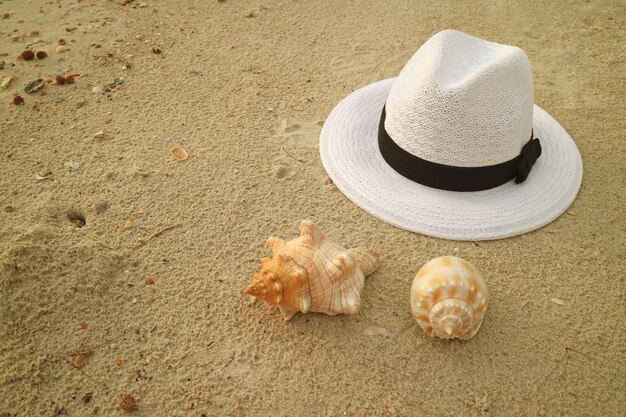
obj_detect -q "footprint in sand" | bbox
[329,52,375,75]
[276,119,324,149]
[272,119,335,185]
[330,49,410,83]
[270,147,301,179]
[374,51,411,76]
[272,119,324,178]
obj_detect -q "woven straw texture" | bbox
[320,78,583,240]
[386,30,534,166]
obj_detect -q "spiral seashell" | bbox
[410,256,489,340]
[244,220,380,321]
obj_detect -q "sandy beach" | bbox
[1,0,624,416]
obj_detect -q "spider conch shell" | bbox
[410,256,489,340]
[244,220,380,321]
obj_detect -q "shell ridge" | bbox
[266,237,286,256]
[298,220,326,247]
[281,259,312,313]
[410,256,489,340]
[320,251,355,313]
[278,305,298,321]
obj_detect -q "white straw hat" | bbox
[320,30,583,240]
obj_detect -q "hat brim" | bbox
[320,78,583,240]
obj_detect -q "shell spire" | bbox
[244,255,311,316]
[244,220,380,320]
[410,256,489,340]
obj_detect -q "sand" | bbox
[0,0,624,416]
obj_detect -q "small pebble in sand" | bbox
[94,200,109,214]
[92,85,104,94]
[80,322,88,329]
[24,78,44,93]
[56,45,66,53]
[58,38,67,45]
[0,60,5,69]
[27,30,40,37]
[115,358,124,366]
[13,95,24,105]
[72,354,86,368]
[123,220,134,229]
[551,298,565,305]
[170,146,189,161]
[104,78,124,92]
[64,161,81,170]
[93,130,106,140]
[145,277,155,285]
[82,392,93,404]
[65,75,75,84]
[152,47,161,54]
[119,394,138,413]
[55,75,66,85]
[20,50,35,61]
[5,206,15,212]
[34,171,53,180]
[364,326,392,337]
[132,165,150,177]
[35,50,47,59]
[1,76,13,89]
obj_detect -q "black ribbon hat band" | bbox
[378,106,542,192]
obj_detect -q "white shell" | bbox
[410,256,489,340]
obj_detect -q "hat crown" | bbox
[385,30,534,167]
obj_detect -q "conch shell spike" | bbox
[260,257,273,269]
[244,220,379,320]
[349,247,380,277]
[298,220,326,246]
[325,252,355,281]
[267,237,286,255]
